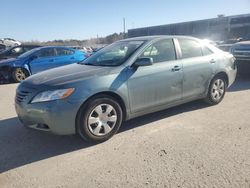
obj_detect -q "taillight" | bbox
[230,56,237,70]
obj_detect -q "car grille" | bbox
[15,90,32,103]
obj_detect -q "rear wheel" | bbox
[204,76,227,105]
[76,95,123,143]
[12,68,29,82]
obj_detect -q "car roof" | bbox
[120,35,201,42]
[17,45,41,47]
[34,46,75,50]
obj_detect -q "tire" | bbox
[76,95,123,143]
[204,75,227,105]
[12,68,29,82]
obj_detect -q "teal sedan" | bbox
[15,36,237,143]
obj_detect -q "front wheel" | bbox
[76,95,123,143]
[204,76,227,105]
[12,68,29,82]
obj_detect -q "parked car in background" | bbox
[0,46,87,82]
[70,46,85,52]
[217,44,233,52]
[0,38,21,47]
[15,36,237,143]
[238,33,250,42]
[70,46,93,53]
[85,47,93,53]
[230,40,250,74]
[203,39,217,46]
[230,41,250,61]
[92,47,104,53]
[0,45,41,60]
[0,44,6,52]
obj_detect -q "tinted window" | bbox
[140,39,176,63]
[202,47,213,56]
[37,48,56,58]
[56,48,74,56]
[178,39,203,59]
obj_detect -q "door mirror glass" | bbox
[134,57,153,67]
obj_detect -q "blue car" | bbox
[0,46,87,82]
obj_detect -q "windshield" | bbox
[80,40,145,66]
[18,48,40,58]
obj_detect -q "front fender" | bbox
[12,63,31,75]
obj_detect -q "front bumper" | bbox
[15,98,82,135]
[0,66,11,81]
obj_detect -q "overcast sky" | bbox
[1,0,249,41]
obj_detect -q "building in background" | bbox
[128,14,250,41]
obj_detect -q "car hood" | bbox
[0,58,18,65]
[24,63,119,87]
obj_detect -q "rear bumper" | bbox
[15,99,82,135]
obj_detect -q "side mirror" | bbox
[133,57,153,67]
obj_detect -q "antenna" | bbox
[123,18,126,39]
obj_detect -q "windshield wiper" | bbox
[79,62,98,66]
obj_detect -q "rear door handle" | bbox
[210,59,216,64]
[49,59,54,62]
[172,65,181,72]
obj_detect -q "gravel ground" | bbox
[0,76,250,188]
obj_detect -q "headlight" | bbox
[31,88,75,103]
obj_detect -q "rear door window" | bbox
[178,39,203,59]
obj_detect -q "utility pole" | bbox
[123,18,126,39]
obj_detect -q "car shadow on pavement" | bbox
[0,100,208,173]
[228,75,250,92]
[121,100,208,132]
[0,117,92,173]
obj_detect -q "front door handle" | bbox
[172,65,181,72]
[49,59,54,62]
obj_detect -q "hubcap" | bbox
[211,79,225,101]
[87,104,117,136]
[15,68,26,81]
